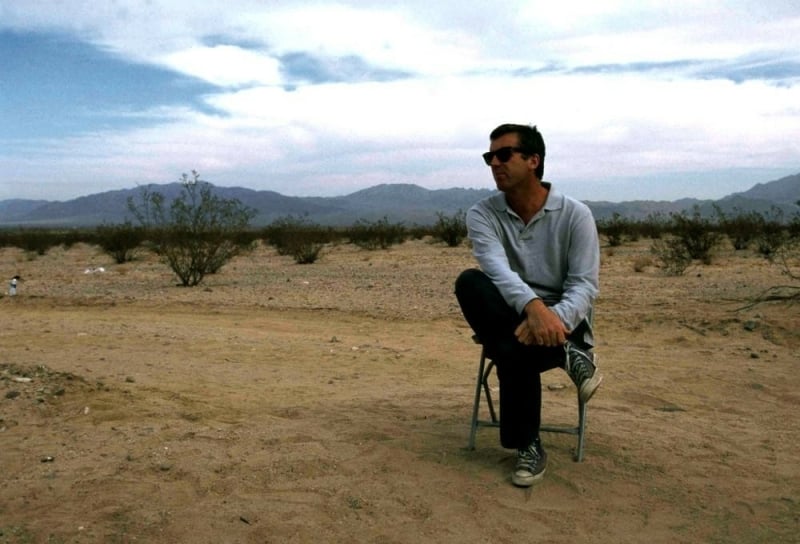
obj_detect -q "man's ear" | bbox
[528,153,540,173]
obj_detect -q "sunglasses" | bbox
[482,146,524,165]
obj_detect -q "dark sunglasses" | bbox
[482,146,524,165]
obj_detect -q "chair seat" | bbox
[468,337,588,462]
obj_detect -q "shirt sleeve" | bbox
[549,207,600,331]
[466,204,539,315]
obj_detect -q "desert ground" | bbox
[1,237,798,543]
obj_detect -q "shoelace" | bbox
[517,445,540,470]
[566,344,594,384]
[571,357,592,384]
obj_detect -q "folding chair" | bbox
[467,336,589,462]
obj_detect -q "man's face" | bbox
[487,133,536,192]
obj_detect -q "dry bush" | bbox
[346,217,407,250]
[650,237,693,276]
[94,222,146,264]
[633,255,654,273]
[127,172,256,286]
[262,215,335,264]
[669,208,722,264]
[432,210,467,247]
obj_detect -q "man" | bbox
[455,123,602,487]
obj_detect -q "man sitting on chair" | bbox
[455,123,602,487]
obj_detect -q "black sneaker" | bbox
[564,341,603,403]
[512,439,547,487]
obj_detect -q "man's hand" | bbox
[515,298,568,347]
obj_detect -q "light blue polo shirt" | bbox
[466,183,600,346]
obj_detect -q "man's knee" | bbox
[455,268,488,297]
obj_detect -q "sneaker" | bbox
[564,341,603,403]
[512,439,547,487]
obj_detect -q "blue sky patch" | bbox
[0,31,217,140]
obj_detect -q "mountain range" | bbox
[1,173,798,227]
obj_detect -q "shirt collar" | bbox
[490,181,564,213]
[541,182,564,211]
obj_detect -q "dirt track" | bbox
[1,240,798,543]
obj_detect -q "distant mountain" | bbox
[0,199,50,219]
[1,174,798,227]
[727,173,800,204]
[584,198,707,221]
[310,184,497,224]
[0,182,496,227]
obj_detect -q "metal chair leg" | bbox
[468,343,589,461]
[467,348,487,450]
[575,396,587,462]
[482,360,498,423]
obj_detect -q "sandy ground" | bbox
[1,238,798,544]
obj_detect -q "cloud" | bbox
[0,0,799,202]
[278,52,411,85]
[159,45,283,87]
[696,56,800,84]
[5,68,797,198]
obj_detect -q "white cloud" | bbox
[159,45,282,87]
[5,68,797,199]
[1,0,799,202]
[234,4,480,75]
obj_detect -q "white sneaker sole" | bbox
[512,467,546,487]
[579,371,603,403]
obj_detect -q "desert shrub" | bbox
[291,242,324,264]
[713,206,762,250]
[752,208,789,260]
[597,212,630,247]
[788,212,800,240]
[94,222,146,264]
[127,171,256,286]
[778,236,800,277]
[738,211,800,308]
[432,210,467,247]
[741,233,800,308]
[2,229,63,255]
[263,215,330,264]
[406,225,430,240]
[624,227,640,243]
[61,230,87,249]
[755,227,787,260]
[668,207,722,264]
[635,212,669,240]
[632,255,653,273]
[347,217,407,250]
[0,228,100,256]
[784,209,798,234]
[650,236,693,276]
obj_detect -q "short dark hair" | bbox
[489,124,545,179]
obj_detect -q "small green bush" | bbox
[2,229,59,255]
[597,212,628,247]
[788,212,800,241]
[650,236,693,276]
[263,215,330,264]
[751,208,789,260]
[127,171,256,286]
[635,212,669,240]
[347,217,407,250]
[669,207,722,264]
[94,222,146,264]
[714,206,762,250]
[432,210,467,247]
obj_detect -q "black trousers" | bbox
[455,268,571,450]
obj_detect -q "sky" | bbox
[1,1,799,203]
